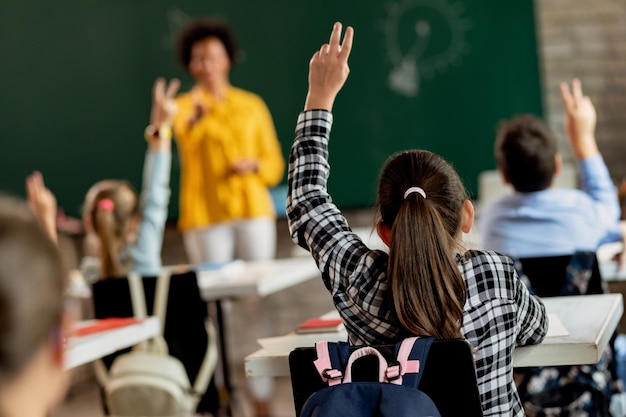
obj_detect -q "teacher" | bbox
[172,19,285,265]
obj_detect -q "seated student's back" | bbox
[286,23,548,417]
[479,80,622,258]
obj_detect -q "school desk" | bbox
[65,316,160,370]
[195,256,320,301]
[243,293,623,377]
[186,256,321,414]
[596,242,626,333]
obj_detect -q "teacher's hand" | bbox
[305,22,354,112]
[231,159,259,175]
[188,87,208,127]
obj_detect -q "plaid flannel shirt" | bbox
[287,110,548,417]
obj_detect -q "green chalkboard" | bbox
[0,0,542,218]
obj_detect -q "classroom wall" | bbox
[535,0,626,181]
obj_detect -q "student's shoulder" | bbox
[481,193,522,212]
[479,195,519,223]
[460,250,521,298]
[546,188,600,209]
[458,249,517,276]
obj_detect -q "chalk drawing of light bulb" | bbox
[383,0,472,97]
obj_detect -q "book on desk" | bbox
[71,317,142,337]
[295,318,344,334]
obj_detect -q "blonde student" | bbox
[286,23,548,417]
[0,195,72,417]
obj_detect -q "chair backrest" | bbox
[92,271,208,381]
[515,251,604,297]
[289,339,483,417]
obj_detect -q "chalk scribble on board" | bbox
[383,0,472,97]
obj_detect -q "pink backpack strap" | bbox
[386,337,421,385]
[342,346,389,383]
[313,341,343,386]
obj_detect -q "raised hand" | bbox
[26,171,58,243]
[305,22,354,112]
[559,78,599,159]
[150,77,180,129]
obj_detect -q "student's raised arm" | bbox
[560,79,621,235]
[145,77,180,152]
[560,78,598,159]
[131,77,179,275]
[25,171,58,244]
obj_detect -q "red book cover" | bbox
[71,317,142,337]
[296,318,343,334]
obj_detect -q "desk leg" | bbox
[215,299,232,415]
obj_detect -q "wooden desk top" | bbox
[244,293,623,377]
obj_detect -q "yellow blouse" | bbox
[173,86,285,232]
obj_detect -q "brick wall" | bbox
[535,0,626,183]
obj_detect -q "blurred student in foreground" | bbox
[0,194,71,417]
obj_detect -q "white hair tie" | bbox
[403,186,426,199]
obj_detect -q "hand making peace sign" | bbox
[150,77,180,129]
[305,22,354,112]
[559,78,599,159]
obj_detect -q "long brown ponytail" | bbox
[377,150,467,339]
[90,182,139,278]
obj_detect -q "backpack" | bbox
[95,271,216,417]
[300,336,442,417]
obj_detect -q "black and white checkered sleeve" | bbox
[286,110,376,297]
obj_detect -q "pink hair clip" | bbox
[97,198,115,212]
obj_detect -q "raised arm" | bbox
[560,78,598,159]
[131,78,178,275]
[145,77,180,153]
[25,171,58,244]
[560,79,620,229]
[287,22,355,249]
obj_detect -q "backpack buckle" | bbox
[321,368,343,381]
[386,360,402,381]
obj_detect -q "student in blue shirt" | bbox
[479,79,622,258]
